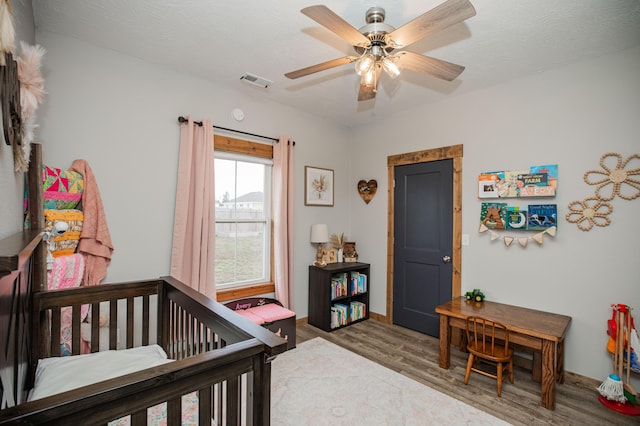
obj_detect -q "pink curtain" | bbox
[170,116,216,298]
[273,137,295,309]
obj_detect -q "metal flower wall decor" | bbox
[566,152,639,231]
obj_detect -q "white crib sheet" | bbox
[28,344,172,401]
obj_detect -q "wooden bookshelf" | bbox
[308,262,369,332]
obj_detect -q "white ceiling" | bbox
[31,0,640,128]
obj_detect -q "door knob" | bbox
[442,255,451,263]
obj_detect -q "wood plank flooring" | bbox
[296,319,635,425]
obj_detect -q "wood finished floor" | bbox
[296,319,636,426]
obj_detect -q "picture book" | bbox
[518,172,548,187]
[527,204,557,230]
[518,172,556,197]
[478,171,504,198]
[349,301,367,322]
[480,202,507,230]
[501,170,528,198]
[330,304,349,329]
[506,206,528,229]
[530,164,558,192]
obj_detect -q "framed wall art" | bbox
[305,166,334,206]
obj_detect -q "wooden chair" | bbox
[464,316,514,396]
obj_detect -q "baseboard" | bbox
[369,311,388,322]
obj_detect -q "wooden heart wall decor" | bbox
[357,179,377,204]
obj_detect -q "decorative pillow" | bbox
[44,209,84,257]
[42,165,84,210]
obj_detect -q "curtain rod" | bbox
[177,116,295,145]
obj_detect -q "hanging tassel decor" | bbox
[0,0,15,65]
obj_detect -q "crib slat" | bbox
[71,304,82,355]
[179,306,185,359]
[188,313,194,357]
[142,294,150,346]
[199,387,212,426]
[227,377,240,425]
[167,396,180,424]
[109,299,117,350]
[89,302,99,352]
[50,308,61,356]
[168,301,175,358]
[130,410,146,426]
[126,297,134,348]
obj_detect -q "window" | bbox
[214,150,272,290]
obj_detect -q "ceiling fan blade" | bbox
[285,56,358,79]
[386,0,476,48]
[395,51,465,81]
[357,64,382,101]
[301,5,371,48]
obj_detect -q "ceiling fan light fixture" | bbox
[382,56,400,79]
[355,53,375,76]
[285,2,477,101]
[363,67,376,86]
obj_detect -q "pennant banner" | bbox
[478,224,556,248]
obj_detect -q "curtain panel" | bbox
[273,137,295,309]
[170,116,216,298]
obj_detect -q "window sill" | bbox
[216,282,275,302]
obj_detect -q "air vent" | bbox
[240,73,272,88]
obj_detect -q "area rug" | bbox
[271,337,510,425]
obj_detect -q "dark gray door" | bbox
[393,159,453,337]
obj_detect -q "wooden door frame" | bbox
[385,144,463,323]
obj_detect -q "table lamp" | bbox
[310,224,329,265]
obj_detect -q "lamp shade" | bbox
[310,224,329,243]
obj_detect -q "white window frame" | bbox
[214,151,273,290]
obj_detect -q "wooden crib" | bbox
[0,144,287,424]
[0,230,287,425]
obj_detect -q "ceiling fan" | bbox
[284,0,476,101]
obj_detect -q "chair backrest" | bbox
[465,316,510,357]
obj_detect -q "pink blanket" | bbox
[48,253,85,291]
[47,254,89,355]
[70,160,114,286]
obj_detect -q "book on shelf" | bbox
[478,171,504,198]
[517,164,557,197]
[331,304,349,329]
[330,272,348,299]
[506,206,528,230]
[349,301,367,322]
[502,170,528,198]
[528,164,557,195]
[527,204,557,230]
[349,271,368,295]
[480,202,507,230]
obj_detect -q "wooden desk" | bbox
[435,297,571,410]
